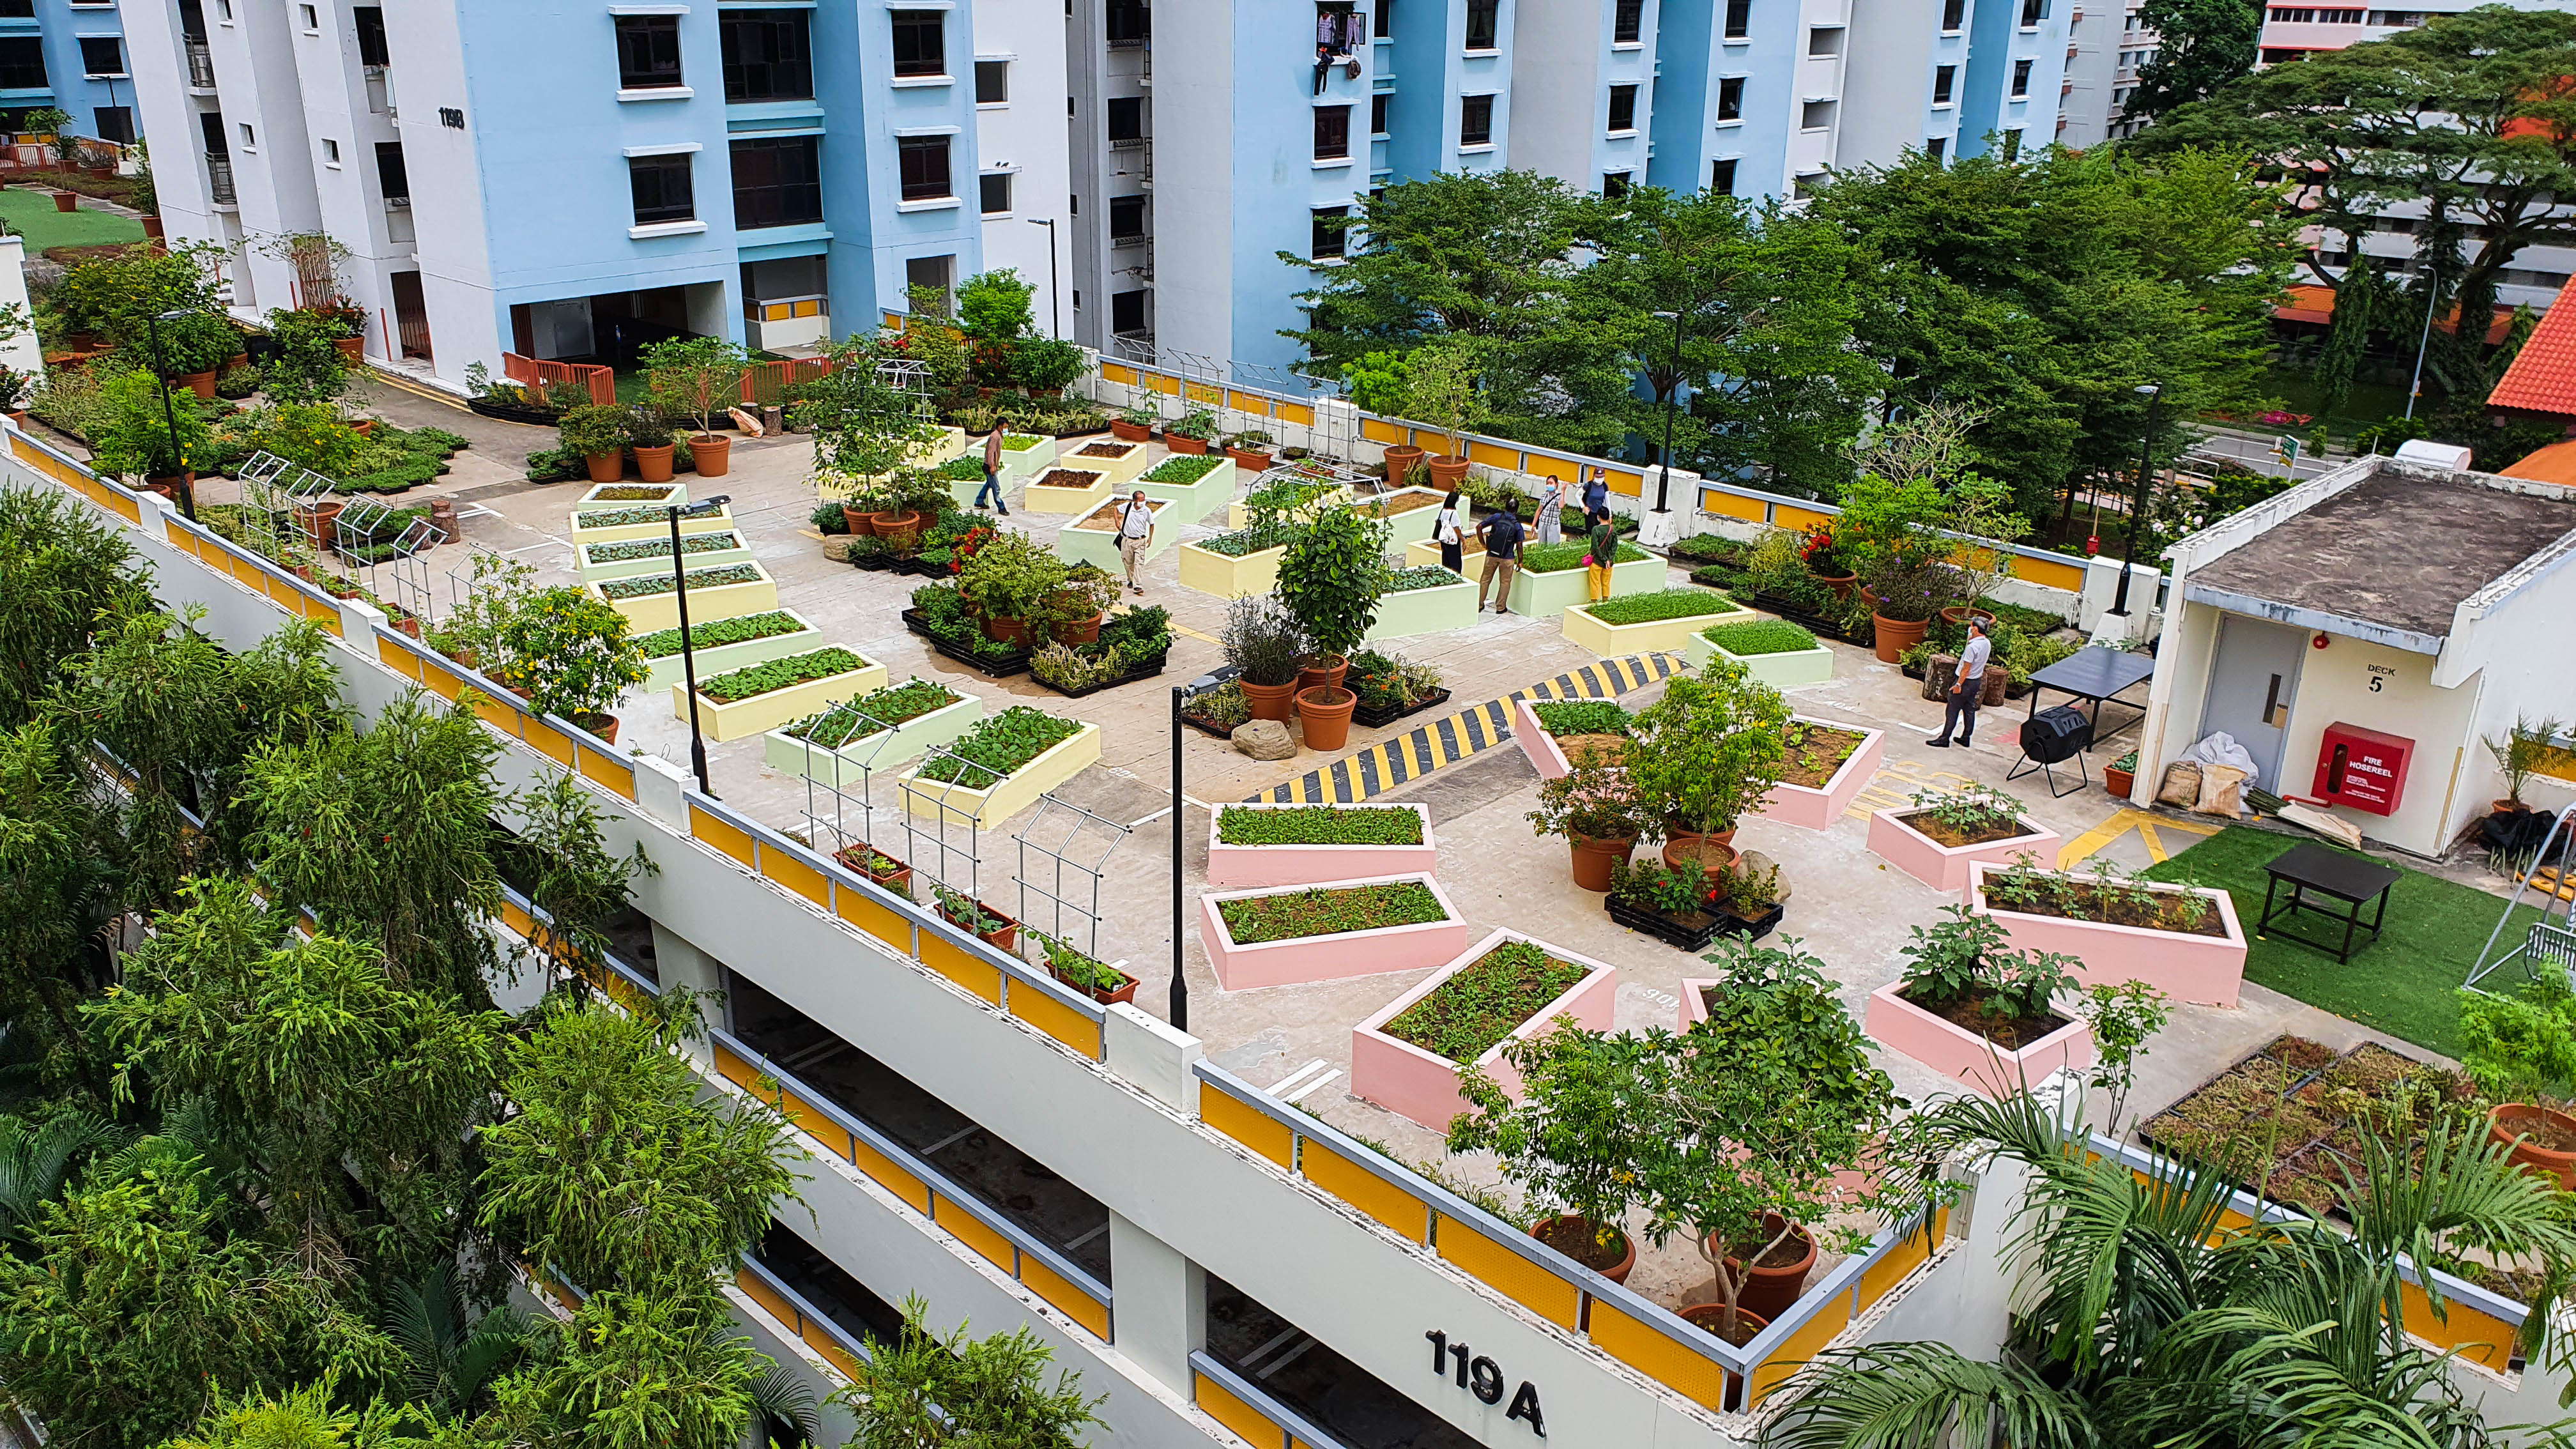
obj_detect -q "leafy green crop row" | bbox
[597,562,763,599]
[1519,539,1650,573]
[634,610,806,661]
[785,677,961,747]
[1529,700,1630,737]
[1579,588,1741,625]
[915,705,1085,785]
[1215,880,1449,944]
[1383,940,1588,1063]
[1141,453,1225,484]
[585,531,744,564]
[696,647,871,702]
[1217,804,1425,847]
[1703,619,1821,656]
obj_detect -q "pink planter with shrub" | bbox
[1863,979,2096,1098]
[1865,809,2061,894]
[1199,871,1469,992]
[1351,930,1618,1132]
[1512,696,1575,781]
[1204,803,1439,889]
[1965,861,2249,1008]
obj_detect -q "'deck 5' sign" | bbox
[1425,1330,1545,1436]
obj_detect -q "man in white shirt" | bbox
[1116,489,1155,594]
[1928,617,1991,749]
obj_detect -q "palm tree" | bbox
[383,1262,544,1417]
[0,1108,123,1248]
[1761,1092,2576,1449]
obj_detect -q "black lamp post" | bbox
[1026,217,1062,339]
[1167,675,1218,1033]
[140,307,199,522]
[2108,383,2159,618]
[1649,308,1685,514]
[667,496,730,798]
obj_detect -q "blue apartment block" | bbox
[1,0,135,144]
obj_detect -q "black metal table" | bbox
[2258,841,2401,963]
[2023,645,2158,754]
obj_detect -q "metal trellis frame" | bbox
[2465,804,2576,994]
[331,496,446,624]
[898,739,988,905]
[234,450,338,571]
[782,702,907,866]
[1009,793,1132,961]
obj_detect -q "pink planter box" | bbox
[1352,930,1619,1131]
[1965,861,2249,1008]
[1864,979,2096,1098]
[1205,803,1439,889]
[1513,696,1575,780]
[1678,977,1718,1030]
[1866,808,2062,894]
[1200,871,1469,992]
[1754,719,1885,831]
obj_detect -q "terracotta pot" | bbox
[1382,443,1427,483]
[1166,434,1210,455]
[1227,447,1273,472]
[1662,837,1740,876]
[143,471,191,499]
[1942,606,1997,628]
[941,903,1018,953]
[571,711,620,744]
[1531,1215,1636,1285]
[1427,454,1471,488]
[980,613,1032,647]
[1241,677,1300,722]
[868,509,924,539]
[142,216,164,239]
[1678,1303,1771,1349]
[692,433,732,477]
[2490,1105,2576,1189]
[1052,962,1140,1006]
[1813,571,1858,602]
[843,505,878,537]
[1871,611,1929,665]
[225,351,248,373]
[1569,832,1639,892]
[51,192,77,213]
[334,335,364,365]
[1296,654,1349,694]
[834,845,914,898]
[5,410,25,427]
[1297,686,1356,751]
[584,450,624,484]
[351,418,378,438]
[295,498,346,550]
[1664,816,1739,854]
[393,614,421,638]
[1111,418,1152,442]
[2495,799,2529,818]
[1050,610,1104,647]
[634,443,676,482]
[1708,1213,1820,1321]
[2104,764,2136,799]
[178,369,217,399]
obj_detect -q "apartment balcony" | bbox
[184,38,215,89]
[204,152,234,206]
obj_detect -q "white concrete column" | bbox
[1105,1002,1202,1113]
[335,594,390,666]
[1635,468,1701,549]
[1109,1211,1204,1399]
[2078,555,2163,642]
[650,921,728,1068]
[630,751,692,831]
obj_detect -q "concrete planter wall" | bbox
[1351,486,1453,546]
[1205,803,1439,889]
[1021,466,1112,514]
[1199,871,1468,992]
[571,503,737,547]
[1510,694,1600,781]
[1058,498,1177,573]
[674,651,890,744]
[638,609,825,692]
[594,561,779,634]
[1752,719,1884,831]
[1351,929,1619,1132]
[762,691,986,789]
[1864,980,2097,1098]
[897,720,1103,829]
[1866,808,2062,894]
[1965,861,2250,1008]
[577,481,687,509]
[1508,555,1667,617]
[1061,437,1151,484]
[1561,599,1756,657]
[1177,540,1284,599]
[1136,456,1236,525]
[577,535,756,584]
[997,434,1059,479]
[1401,536,1483,572]
[1683,629,1837,689]
[1365,573,1479,641]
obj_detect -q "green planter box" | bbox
[577,481,687,509]
[577,533,756,584]
[997,433,1058,479]
[1365,571,1479,641]
[592,560,779,633]
[1135,456,1235,526]
[762,690,986,787]
[1351,486,1453,546]
[638,609,825,693]
[1508,553,1666,617]
[1561,597,1755,657]
[1059,496,1179,572]
[1683,627,1837,687]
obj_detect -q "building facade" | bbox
[3,0,135,144]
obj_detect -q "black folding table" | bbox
[2258,841,2400,963]
[2022,646,2158,754]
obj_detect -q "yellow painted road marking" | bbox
[2054,806,2218,870]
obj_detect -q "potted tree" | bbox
[1164,406,1218,455]
[90,369,212,496]
[1837,473,1959,664]
[1038,565,1117,647]
[1528,756,1652,892]
[642,334,750,478]
[1013,335,1089,399]
[627,403,678,483]
[2487,716,2568,820]
[558,404,631,485]
[954,529,1067,647]
[494,585,649,742]
[2458,970,2576,1188]
[1112,404,1158,443]
[1448,1019,1653,1283]
[1222,594,1308,723]
[1277,505,1391,750]
[1621,664,1791,876]
[1402,337,1483,490]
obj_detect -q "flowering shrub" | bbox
[493,585,647,721]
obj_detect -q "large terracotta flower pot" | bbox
[51,192,77,213]
[1112,418,1151,442]
[334,336,364,365]
[571,711,621,744]
[1382,443,1427,484]
[691,433,732,478]
[980,613,1032,647]
[142,215,165,239]
[1298,686,1356,751]
[296,498,346,551]
[1531,1215,1636,1284]
[1871,611,1928,664]
[1296,654,1349,694]
[1166,434,1210,455]
[2490,1104,2576,1188]
[1708,1214,1819,1321]
[843,505,878,537]
[1427,455,1471,488]
[1662,837,1739,877]
[1569,832,1638,891]
[634,443,676,483]
[178,369,217,399]
[1050,610,1104,647]
[1241,677,1300,722]
[1227,446,1273,473]
[584,451,624,484]
[868,509,924,539]
[1812,569,1857,601]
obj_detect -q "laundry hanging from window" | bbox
[1315,6,1363,93]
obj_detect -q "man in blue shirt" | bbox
[1476,503,1525,613]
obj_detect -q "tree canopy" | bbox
[2127,0,2262,122]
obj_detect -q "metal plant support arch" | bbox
[331,496,446,625]
[782,700,907,868]
[1009,793,1132,961]
[2465,802,2576,994]
[898,737,988,903]
[234,450,337,573]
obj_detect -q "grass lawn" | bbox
[2255,365,2413,439]
[2143,826,2555,1059]
[0,185,145,252]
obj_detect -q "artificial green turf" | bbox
[2142,825,2555,1059]
[0,186,147,252]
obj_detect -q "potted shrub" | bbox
[1112,404,1157,443]
[558,404,631,485]
[1222,594,1308,723]
[1621,664,1791,875]
[1402,337,1483,489]
[1164,405,1218,455]
[1796,523,1857,601]
[1225,429,1275,473]
[493,585,649,741]
[833,840,914,898]
[1528,756,1651,892]
[2487,716,2568,819]
[1446,1019,1652,1283]
[933,884,1020,953]
[1035,932,1137,1005]
[90,370,212,496]
[1038,565,1117,647]
[954,529,1068,647]
[642,334,749,478]
[1013,335,1089,398]
[627,404,678,483]
[1863,905,2096,1096]
[2458,970,2576,1188]
[2105,749,2139,800]
[839,479,898,538]
[1277,504,1392,750]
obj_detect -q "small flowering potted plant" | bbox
[1797,523,1854,598]
[493,584,649,742]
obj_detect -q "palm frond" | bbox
[751,1355,820,1449]
[0,1108,123,1244]
[1756,1340,2097,1449]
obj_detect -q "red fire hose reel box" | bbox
[2314,722,2413,816]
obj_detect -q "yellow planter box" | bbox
[1057,437,1150,484]
[1022,465,1114,514]
[1560,597,1756,656]
[899,720,1103,829]
[592,560,779,634]
[571,502,736,546]
[578,481,688,509]
[673,649,891,744]
[1177,539,1284,599]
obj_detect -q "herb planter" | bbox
[1866,806,2061,894]
[1351,930,1618,1131]
[834,844,914,899]
[1965,860,2248,1008]
[1348,485,1453,545]
[1604,895,1724,951]
[1864,978,2096,1098]
[1511,696,1629,782]
[1050,958,1140,1006]
[1206,803,1438,889]
[672,648,889,743]
[591,559,779,634]
[995,433,1059,479]
[1021,464,1111,514]
[1508,552,1668,617]
[638,608,825,692]
[576,532,756,583]
[1362,569,1478,641]
[1057,496,1176,573]
[1351,686,1450,729]
[1561,596,1756,657]
[1065,437,1150,483]
[1199,872,1468,992]
[570,502,736,546]
[939,897,1020,952]
[1683,626,1837,689]
[578,481,687,510]
[1135,454,1236,525]
[897,719,1102,829]
[763,689,985,786]
[1753,719,1884,831]
[1165,433,1211,455]
[900,608,1031,678]
[1176,539,1284,599]
[1227,484,1347,531]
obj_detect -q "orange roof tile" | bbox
[2501,437,2576,486]
[2276,282,2518,345]
[2489,285,2576,417]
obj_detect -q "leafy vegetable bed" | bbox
[599,563,763,599]
[698,647,870,703]
[586,531,744,564]
[1142,453,1224,483]
[914,706,1085,785]
[784,678,960,747]
[1529,701,1630,737]
[2141,1035,2474,1215]
[1579,588,1740,625]
[1216,882,1449,945]
[1218,805,1425,847]
[1384,940,1587,1063]
[1384,566,1462,594]
[1703,619,1820,656]
[636,610,806,661]
[1520,540,1650,573]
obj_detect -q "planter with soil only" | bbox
[1866,802,2061,894]
[1351,929,1619,1131]
[1864,977,2095,1097]
[1965,859,2246,1008]
[1512,695,1630,782]
[1198,873,1467,991]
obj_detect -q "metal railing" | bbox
[185,38,214,87]
[1190,1351,1360,1449]
[204,152,234,204]
[501,352,615,408]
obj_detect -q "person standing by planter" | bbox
[1536,472,1567,547]
[1585,507,1618,604]
[1928,616,1990,750]
[1476,500,1524,614]
[975,422,1011,516]
[1116,488,1155,595]
[1434,489,1466,574]
[1581,466,1609,521]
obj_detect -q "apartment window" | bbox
[2020,0,2046,24]
[216,0,231,19]
[1712,157,1737,194]
[93,106,131,143]
[615,15,682,89]
[0,38,44,91]
[1464,0,1498,49]
[896,134,951,201]
[979,172,1012,215]
[907,254,954,312]
[1108,193,1146,238]
[2002,126,2024,158]
[1614,0,1644,43]
[79,36,124,75]
[355,6,388,65]
[1370,92,1389,135]
[238,121,256,148]
[1374,0,1393,38]
[321,137,341,165]
[890,8,945,77]
[199,111,225,153]
[0,0,31,16]
[375,140,409,203]
[734,134,823,226]
[629,153,694,225]
[1312,204,1348,259]
[1607,83,1637,133]
[1107,1,1148,45]
[1941,0,1965,29]
[2011,59,2033,96]
[1933,63,1956,104]
[1107,96,1144,143]
[1724,0,1752,38]
[1315,103,1351,160]
[1602,171,1630,197]
[1800,99,1834,130]
[298,3,318,31]
[975,59,1008,103]
[1717,76,1744,121]
[1459,93,1493,146]
[1807,26,1842,56]
[723,10,813,101]
[1927,136,1947,162]
[1111,289,1147,334]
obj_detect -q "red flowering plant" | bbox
[1797,523,1848,578]
[946,523,997,574]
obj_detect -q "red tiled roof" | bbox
[2277,283,2518,345]
[2490,285,2576,418]
[2501,438,2576,486]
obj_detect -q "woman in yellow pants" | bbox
[1584,508,1617,602]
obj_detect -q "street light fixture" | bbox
[666,495,731,799]
[140,307,199,522]
[1649,309,1685,514]
[2108,383,2159,618]
[1025,217,1062,340]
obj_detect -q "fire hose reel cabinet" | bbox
[2313,721,2412,816]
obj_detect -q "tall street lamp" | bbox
[1026,217,1062,340]
[666,495,730,799]
[1649,309,1685,514]
[2108,383,2159,618]
[140,307,199,522]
